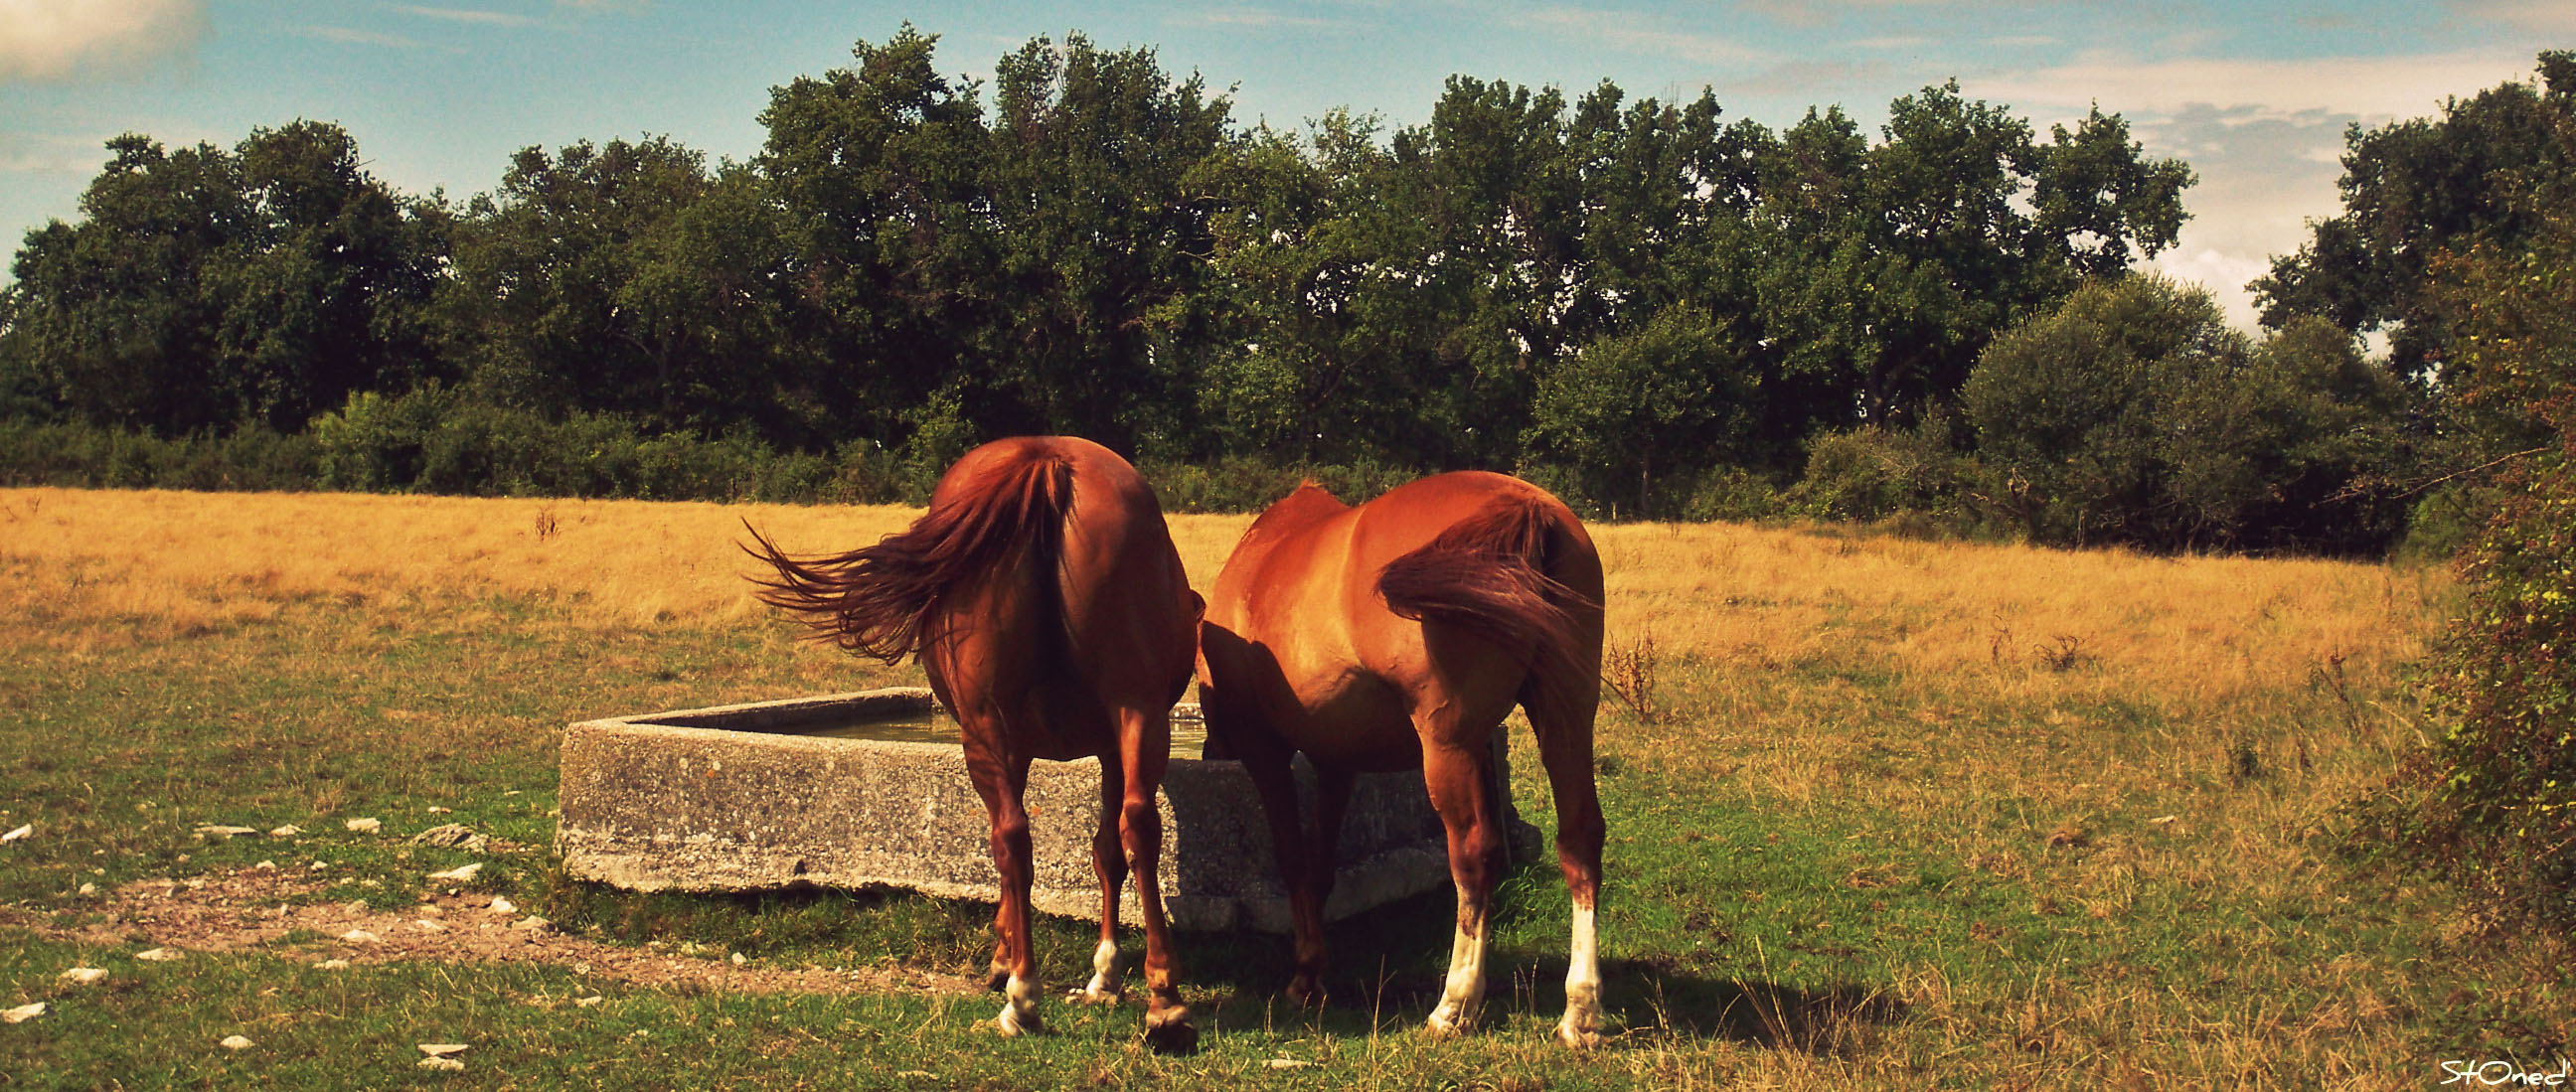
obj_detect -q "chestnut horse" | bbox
[746,436,1201,1053]
[1195,471,1608,1047]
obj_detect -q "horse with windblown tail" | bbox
[745,436,1203,1054]
[1195,470,1610,1047]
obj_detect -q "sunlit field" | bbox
[4,484,2558,1090]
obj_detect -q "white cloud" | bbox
[1171,6,1352,30]
[393,5,539,28]
[1972,48,2539,126]
[1516,8,1769,66]
[2452,0,2576,34]
[291,25,426,49]
[0,0,208,81]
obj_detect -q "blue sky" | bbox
[1,1,2567,328]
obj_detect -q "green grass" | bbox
[2,583,2569,1088]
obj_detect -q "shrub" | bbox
[2387,218,2576,923]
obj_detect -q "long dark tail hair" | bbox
[744,453,1074,664]
[1375,495,1599,685]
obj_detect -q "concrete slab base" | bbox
[555,688,1507,933]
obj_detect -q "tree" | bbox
[440,136,813,443]
[3,123,442,434]
[981,32,1232,454]
[1524,309,1747,514]
[1752,84,2193,434]
[2253,50,2576,387]
[1965,275,2406,551]
[757,25,994,450]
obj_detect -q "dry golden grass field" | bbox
[4,484,2562,1090]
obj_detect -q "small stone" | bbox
[255,860,277,870]
[316,959,350,970]
[415,919,447,933]
[1265,1058,1316,1070]
[2149,815,2179,826]
[269,825,303,838]
[508,916,551,933]
[426,806,452,814]
[76,882,96,896]
[1,1004,44,1023]
[411,824,484,851]
[58,967,108,986]
[488,896,516,915]
[418,1056,465,1071]
[195,825,260,841]
[574,995,604,1008]
[344,818,381,834]
[220,1034,253,1051]
[1,824,30,844]
[135,948,182,962]
[341,929,381,944]
[729,952,746,966]
[426,862,483,882]
[417,1043,469,1057]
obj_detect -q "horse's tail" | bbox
[744,452,1074,664]
[1376,493,1600,686]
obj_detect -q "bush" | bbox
[2384,218,2576,923]
[1963,275,2411,552]
[0,421,321,492]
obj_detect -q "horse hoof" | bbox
[1066,986,1123,1006]
[1554,1021,1604,1050]
[1143,1009,1199,1055]
[992,1008,1042,1037]
[1423,1011,1470,1039]
[1286,979,1328,1010]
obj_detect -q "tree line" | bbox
[0,30,2567,556]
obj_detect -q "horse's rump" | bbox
[1373,494,1599,687]
[747,452,1075,664]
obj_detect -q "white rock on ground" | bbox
[220,1035,253,1050]
[195,825,260,840]
[58,967,108,986]
[341,929,381,944]
[135,948,182,962]
[488,897,516,915]
[508,916,551,933]
[316,959,351,970]
[270,825,303,837]
[2,1004,45,1023]
[426,862,483,882]
[344,818,382,834]
[1,824,30,843]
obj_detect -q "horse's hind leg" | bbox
[1074,756,1127,1005]
[1419,720,1510,1037]
[1525,675,1607,1048]
[1117,704,1198,1053]
[965,735,1043,1036]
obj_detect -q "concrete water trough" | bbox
[556,688,1510,933]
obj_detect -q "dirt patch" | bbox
[4,866,974,999]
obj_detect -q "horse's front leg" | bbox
[1119,705,1198,1054]
[965,741,1042,1036]
[1239,735,1331,1006]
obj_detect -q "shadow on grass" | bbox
[545,875,1903,1053]
[1606,956,1902,1051]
